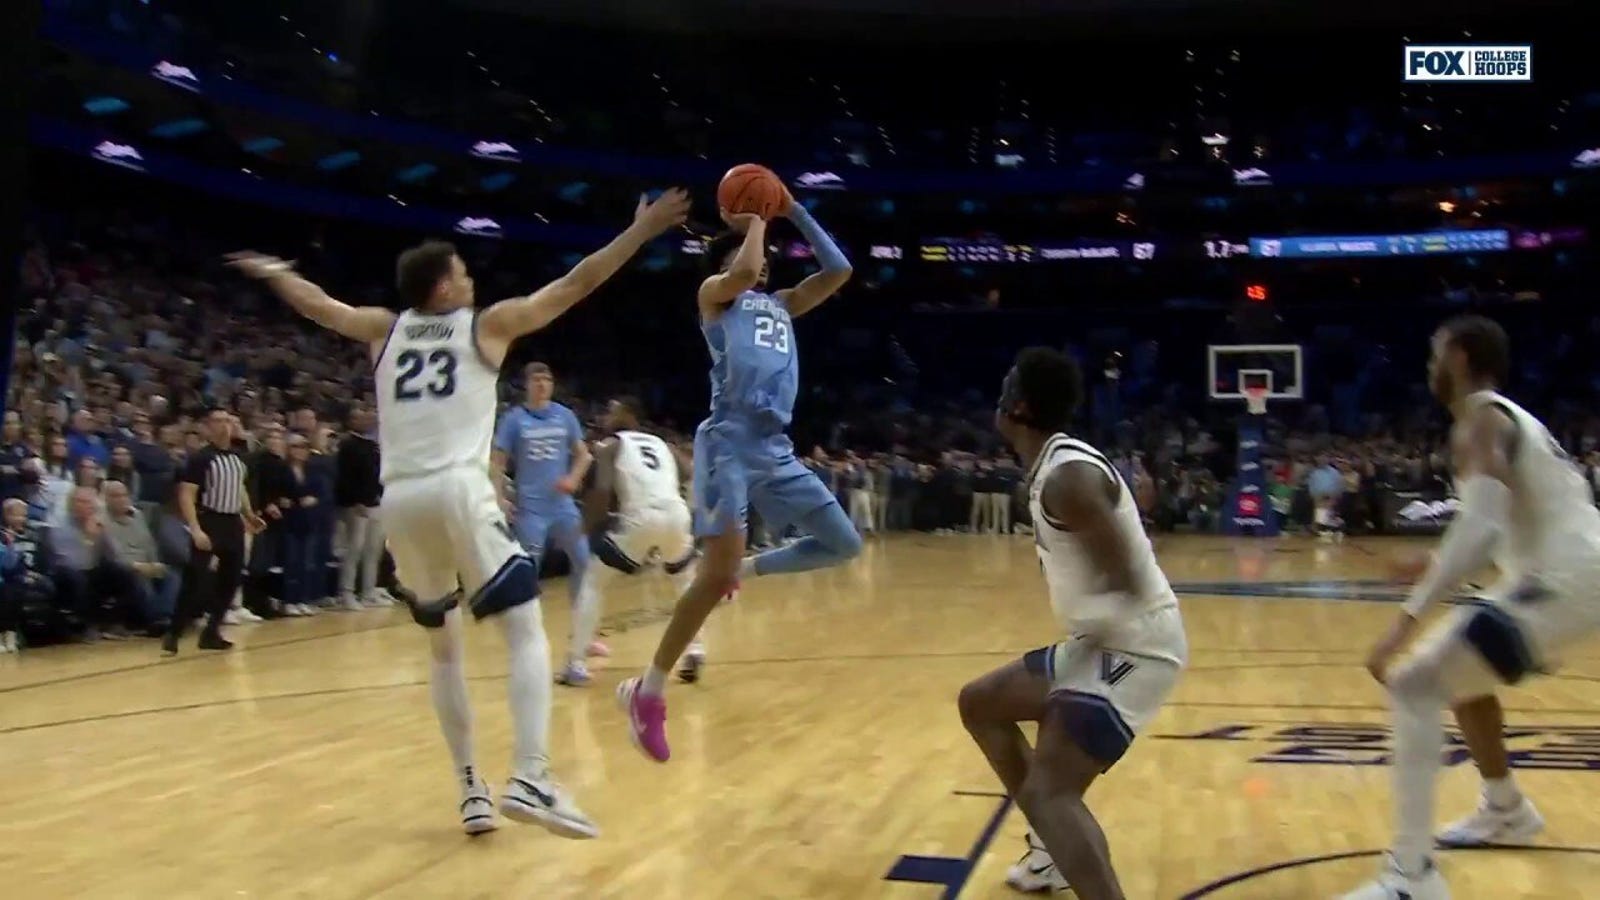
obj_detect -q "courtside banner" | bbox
[1382,490,1457,535]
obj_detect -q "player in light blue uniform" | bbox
[619,184,860,762]
[492,363,602,670]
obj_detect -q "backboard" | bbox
[1208,344,1303,401]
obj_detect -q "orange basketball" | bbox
[717,163,787,220]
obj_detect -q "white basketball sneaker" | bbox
[460,772,497,836]
[1338,853,1449,900]
[1436,793,1544,847]
[677,643,707,684]
[500,772,598,839]
[1005,832,1070,893]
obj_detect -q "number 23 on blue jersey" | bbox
[753,314,790,353]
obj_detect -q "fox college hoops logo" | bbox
[1405,45,1531,82]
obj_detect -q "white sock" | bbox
[738,556,758,580]
[686,636,706,659]
[567,576,602,666]
[495,602,552,777]
[1390,665,1446,876]
[1485,774,1521,809]
[426,610,475,778]
[641,665,669,695]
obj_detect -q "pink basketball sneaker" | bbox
[616,677,670,762]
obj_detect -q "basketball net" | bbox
[1244,387,1268,416]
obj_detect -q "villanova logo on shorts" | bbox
[1405,45,1531,82]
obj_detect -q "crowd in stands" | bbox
[12,210,1600,652]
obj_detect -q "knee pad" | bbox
[407,591,461,629]
[664,547,700,577]
[1462,605,1536,685]
[590,531,642,575]
[468,555,540,621]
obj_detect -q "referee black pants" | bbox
[169,512,247,639]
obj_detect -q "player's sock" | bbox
[568,576,602,668]
[1484,774,1520,808]
[496,602,553,775]
[641,665,669,695]
[750,503,862,576]
[431,659,476,775]
[738,556,758,579]
[1389,662,1447,876]
[427,611,476,775]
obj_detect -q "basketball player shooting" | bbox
[226,188,689,840]
[576,397,709,686]
[959,347,1188,900]
[1344,315,1600,900]
[618,172,861,762]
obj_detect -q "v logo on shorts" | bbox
[1100,652,1136,687]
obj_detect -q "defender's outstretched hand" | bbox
[225,251,294,280]
[634,188,692,236]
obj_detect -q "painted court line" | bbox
[884,792,1013,899]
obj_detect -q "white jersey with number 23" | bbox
[374,308,500,485]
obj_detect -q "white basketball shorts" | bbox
[594,503,694,575]
[1024,604,1186,766]
[380,466,526,603]
[1419,570,1600,685]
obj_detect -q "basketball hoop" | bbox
[1244,387,1268,416]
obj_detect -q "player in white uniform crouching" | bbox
[958,347,1187,900]
[228,188,689,840]
[571,397,712,686]
[1346,315,1600,900]
[1388,543,1546,851]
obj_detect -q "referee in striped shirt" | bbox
[162,408,264,655]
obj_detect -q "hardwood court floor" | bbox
[3,535,1600,899]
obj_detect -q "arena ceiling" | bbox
[448,0,1573,39]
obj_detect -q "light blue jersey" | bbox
[495,402,583,520]
[693,290,839,538]
[703,290,798,433]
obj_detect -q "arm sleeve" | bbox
[788,204,849,272]
[1403,474,1509,616]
